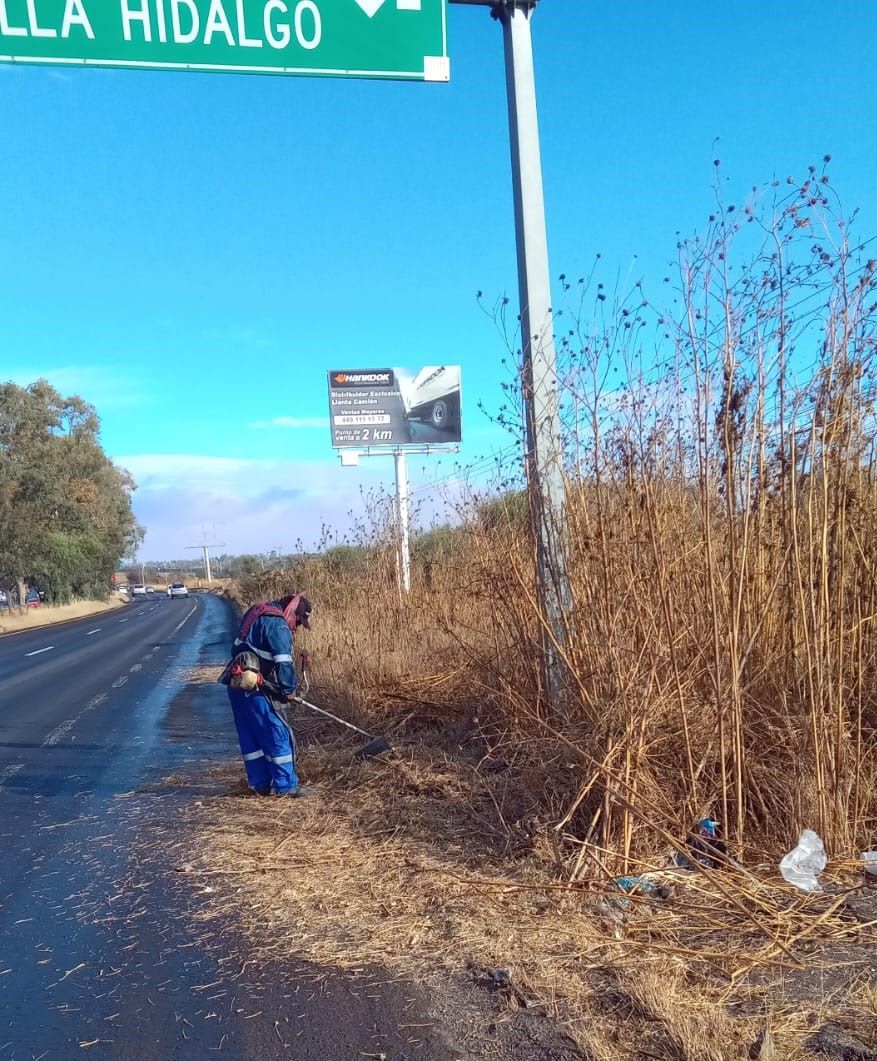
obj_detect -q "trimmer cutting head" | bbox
[354,735,392,760]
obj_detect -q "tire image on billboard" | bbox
[401,366,461,433]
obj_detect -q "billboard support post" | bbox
[338,445,454,597]
[496,0,571,711]
[394,450,412,594]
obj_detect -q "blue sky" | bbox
[2,1,877,560]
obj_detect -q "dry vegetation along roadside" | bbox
[163,169,876,1059]
[172,657,876,1061]
[0,597,126,635]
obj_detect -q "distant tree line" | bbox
[0,380,142,603]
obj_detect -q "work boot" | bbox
[274,786,315,799]
[252,786,271,797]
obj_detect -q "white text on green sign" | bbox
[0,0,449,81]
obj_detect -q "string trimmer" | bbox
[269,653,391,760]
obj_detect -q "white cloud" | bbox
[4,364,145,410]
[117,449,516,562]
[249,416,331,429]
[116,452,386,560]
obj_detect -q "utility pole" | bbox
[186,527,225,584]
[451,0,572,707]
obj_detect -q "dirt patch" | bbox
[0,597,127,635]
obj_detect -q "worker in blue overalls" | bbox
[223,593,313,797]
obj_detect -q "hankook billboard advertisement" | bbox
[327,366,461,448]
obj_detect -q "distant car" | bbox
[145,586,155,595]
[26,588,41,608]
[0,590,6,605]
[131,585,147,598]
[169,581,189,599]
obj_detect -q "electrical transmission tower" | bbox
[186,526,225,584]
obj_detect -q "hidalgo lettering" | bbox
[118,0,321,50]
[0,0,322,51]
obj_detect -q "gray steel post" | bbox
[394,449,412,594]
[495,0,572,703]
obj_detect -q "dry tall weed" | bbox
[246,171,876,870]
[214,165,877,1058]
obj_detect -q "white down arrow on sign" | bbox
[354,0,422,17]
[353,0,388,14]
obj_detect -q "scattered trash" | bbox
[862,851,877,878]
[615,876,673,900]
[687,818,725,868]
[175,863,195,874]
[779,829,827,893]
[595,896,628,925]
[481,968,547,1015]
[670,818,726,869]
[748,1028,778,1060]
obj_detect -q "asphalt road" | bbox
[0,594,464,1061]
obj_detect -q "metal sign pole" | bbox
[448,0,572,706]
[496,0,572,707]
[394,449,412,594]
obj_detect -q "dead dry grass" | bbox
[203,181,877,1056]
[177,664,876,1060]
[0,597,127,634]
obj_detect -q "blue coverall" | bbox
[227,607,299,794]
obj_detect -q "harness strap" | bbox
[238,602,286,642]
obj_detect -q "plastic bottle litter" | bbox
[687,818,725,868]
[616,876,660,897]
[862,851,877,878]
[779,829,827,892]
[615,876,673,900]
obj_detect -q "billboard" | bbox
[328,366,461,448]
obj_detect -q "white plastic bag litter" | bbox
[862,851,877,878]
[779,829,827,893]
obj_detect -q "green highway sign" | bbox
[0,0,449,81]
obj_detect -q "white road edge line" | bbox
[41,693,108,749]
[170,603,198,638]
[25,646,54,657]
[43,719,75,746]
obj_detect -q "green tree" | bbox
[0,380,142,601]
